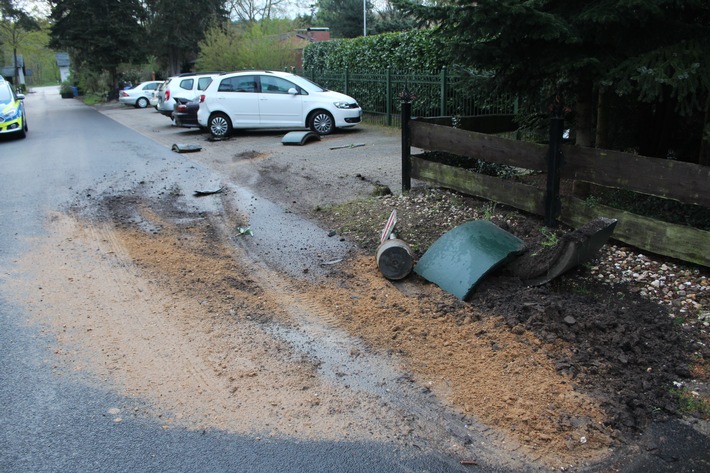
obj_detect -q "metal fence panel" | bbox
[295,68,516,126]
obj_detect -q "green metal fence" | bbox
[294,67,516,127]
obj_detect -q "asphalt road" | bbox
[0,87,486,472]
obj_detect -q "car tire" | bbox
[309,110,335,135]
[209,113,232,138]
[18,115,27,139]
[136,97,149,108]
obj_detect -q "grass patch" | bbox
[671,388,710,420]
[82,94,105,106]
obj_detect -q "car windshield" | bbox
[0,84,13,102]
[289,75,327,92]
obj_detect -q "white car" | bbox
[156,72,221,117]
[150,80,167,108]
[118,81,163,108]
[197,70,362,138]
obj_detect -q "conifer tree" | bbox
[144,0,227,75]
[395,0,710,161]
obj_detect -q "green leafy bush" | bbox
[303,30,447,73]
[59,81,73,95]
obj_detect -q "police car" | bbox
[0,77,28,139]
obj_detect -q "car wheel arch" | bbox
[307,109,335,135]
[208,112,232,138]
[18,111,27,138]
[136,97,149,108]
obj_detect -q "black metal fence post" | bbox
[344,67,349,96]
[439,66,447,117]
[386,67,392,126]
[544,111,565,227]
[400,86,414,192]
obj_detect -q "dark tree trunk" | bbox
[700,98,710,166]
[13,47,19,89]
[638,90,676,159]
[168,46,182,76]
[575,81,594,147]
[595,88,610,149]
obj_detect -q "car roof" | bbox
[176,71,225,77]
[218,70,292,77]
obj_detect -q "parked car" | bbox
[0,77,27,139]
[118,81,163,108]
[150,80,167,108]
[197,70,362,138]
[172,98,200,128]
[156,72,223,118]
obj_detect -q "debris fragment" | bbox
[377,239,414,280]
[506,217,617,286]
[193,187,224,197]
[329,143,365,150]
[376,210,414,280]
[282,131,321,146]
[321,259,343,266]
[414,220,524,299]
[237,226,253,236]
[380,210,398,243]
[171,143,202,153]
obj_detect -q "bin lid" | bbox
[414,220,524,300]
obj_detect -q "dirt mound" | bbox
[478,274,695,432]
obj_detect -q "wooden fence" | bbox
[404,119,710,268]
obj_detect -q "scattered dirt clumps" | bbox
[315,188,710,440]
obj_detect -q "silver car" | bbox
[118,81,163,108]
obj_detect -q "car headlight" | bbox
[1,106,21,121]
[333,101,358,109]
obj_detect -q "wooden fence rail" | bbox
[406,120,710,268]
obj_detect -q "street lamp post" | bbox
[363,0,367,36]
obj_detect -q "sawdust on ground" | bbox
[7,203,615,470]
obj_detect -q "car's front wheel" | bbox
[209,113,232,138]
[309,110,334,135]
[136,97,149,108]
[18,116,27,139]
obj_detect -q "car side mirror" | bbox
[17,94,25,100]
[287,88,298,95]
